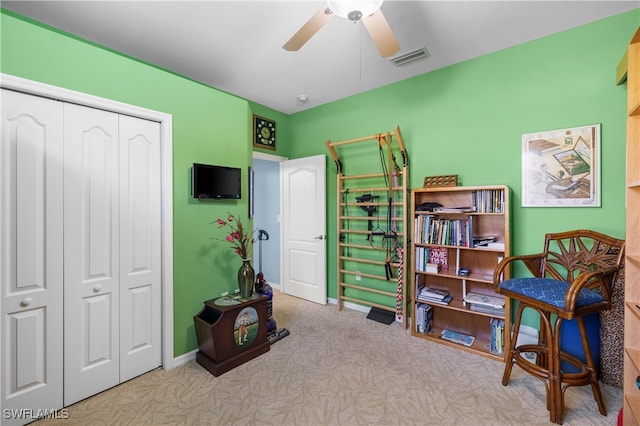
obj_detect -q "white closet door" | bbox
[118,115,162,381]
[63,103,120,406]
[0,90,64,423]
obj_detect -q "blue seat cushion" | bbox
[499,277,605,310]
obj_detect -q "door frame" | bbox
[252,151,287,291]
[0,73,175,370]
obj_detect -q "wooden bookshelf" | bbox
[623,27,640,426]
[410,185,510,361]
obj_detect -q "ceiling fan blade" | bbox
[362,9,400,58]
[283,6,334,51]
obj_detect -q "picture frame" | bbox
[253,115,276,150]
[521,124,600,207]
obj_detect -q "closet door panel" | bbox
[1,90,64,423]
[118,115,162,381]
[63,103,120,406]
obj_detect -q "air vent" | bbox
[389,47,430,66]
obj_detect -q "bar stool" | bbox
[493,230,625,424]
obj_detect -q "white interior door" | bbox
[118,115,162,382]
[281,155,327,304]
[63,103,120,406]
[0,90,64,424]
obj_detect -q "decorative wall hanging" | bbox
[253,115,276,150]
[521,124,600,207]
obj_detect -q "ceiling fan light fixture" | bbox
[327,0,383,22]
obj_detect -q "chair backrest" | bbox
[541,230,625,288]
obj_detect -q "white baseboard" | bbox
[173,349,197,367]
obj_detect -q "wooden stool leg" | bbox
[577,316,607,416]
[550,318,563,424]
[502,302,526,386]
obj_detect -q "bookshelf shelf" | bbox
[410,185,510,361]
[623,27,640,425]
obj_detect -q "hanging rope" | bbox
[396,246,404,320]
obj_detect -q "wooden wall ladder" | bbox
[326,126,410,328]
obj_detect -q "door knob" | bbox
[314,235,325,240]
[93,284,102,292]
[20,297,33,307]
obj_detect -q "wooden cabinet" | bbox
[194,294,269,376]
[410,185,510,361]
[624,27,640,425]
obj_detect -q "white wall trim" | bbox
[0,73,175,371]
[252,151,287,162]
[173,349,197,368]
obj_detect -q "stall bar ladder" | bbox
[326,126,410,329]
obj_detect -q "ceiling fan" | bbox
[283,0,400,58]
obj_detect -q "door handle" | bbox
[93,284,103,292]
[314,235,325,240]
[20,297,33,307]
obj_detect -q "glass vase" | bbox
[237,258,255,298]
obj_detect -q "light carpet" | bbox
[36,291,622,425]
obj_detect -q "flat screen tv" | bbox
[192,163,241,199]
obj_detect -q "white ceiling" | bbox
[3,1,638,114]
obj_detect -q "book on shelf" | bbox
[490,318,506,354]
[425,262,441,273]
[427,247,448,269]
[469,303,505,316]
[432,206,475,213]
[422,294,453,306]
[415,247,447,272]
[472,189,504,213]
[418,286,448,300]
[440,329,475,347]
[486,241,505,250]
[464,292,505,309]
[473,235,497,247]
[415,303,433,334]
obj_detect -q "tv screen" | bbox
[192,163,241,199]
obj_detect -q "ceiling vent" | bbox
[389,47,430,66]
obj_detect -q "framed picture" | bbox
[521,124,600,207]
[253,115,276,150]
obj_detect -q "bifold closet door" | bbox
[62,104,162,405]
[117,114,162,383]
[63,103,121,406]
[1,90,162,414]
[0,90,64,420]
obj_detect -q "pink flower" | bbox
[212,213,253,260]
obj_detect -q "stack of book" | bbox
[490,318,506,354]
[473,235,497,247]
[463,292,505,316]
[425,262,441,273]
[415,303,433,334]
[416,286,453,305]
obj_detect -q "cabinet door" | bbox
[1,90,64,423]
[63,103,120,406]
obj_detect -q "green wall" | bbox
[286,10,638,317]
[1,8,637,355]
[0,10,286,356]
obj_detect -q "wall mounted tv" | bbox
[192,163,241,199]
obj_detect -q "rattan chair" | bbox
[493,230,625,424]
